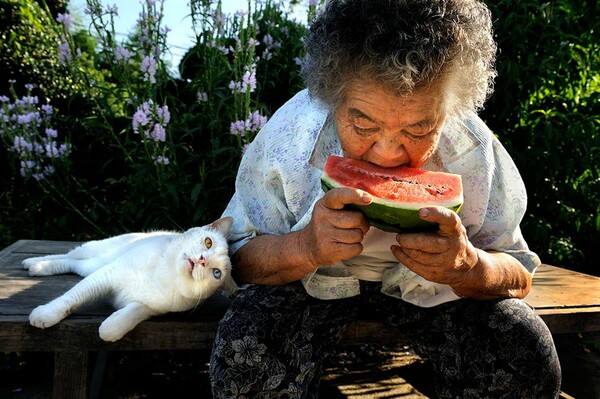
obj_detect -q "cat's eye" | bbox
[212,268,222,280]
[204,237,212,249]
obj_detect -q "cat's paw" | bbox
[24,260,55,276]
[98,320,129,342]
[29,304,65,329]
[22,257,41,270]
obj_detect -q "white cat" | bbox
[22,217,236,342]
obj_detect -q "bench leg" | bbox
[53,351,89,399]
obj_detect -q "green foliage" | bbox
[0,0,307,246]
[0,0,99,109]
[482,0,600,274]
[0,0,597,277]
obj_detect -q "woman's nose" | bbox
[368,138,406,167]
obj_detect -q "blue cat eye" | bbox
[212,268,222,279]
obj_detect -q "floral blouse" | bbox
[222,90,540,307]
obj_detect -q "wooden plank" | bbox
[0,239,31,260]
[4,240,597,398]
[9,239,81,255]
[343,319,406,344]
[54,351,89,399]
[0,238,234,351]
[559,391,577,399]
[526,264,600,309]
[2,240,600,342]
[535,307,600,334]
[0,315,223,352]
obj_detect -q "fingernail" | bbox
[362,192,372,203]
[419,208,430,218]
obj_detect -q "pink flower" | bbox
[229,69,257,94]
[149,123,166,142]
[115,47,135,64]
[58,42,72,65]
[230,120,246,136]
[156,105,170,125]
[197,91,208,103]
[229,111,268,137]
[242,70,257,93]
[153,155,170,165]
[131,100,169,143]
[132,109,149,134]
[45,128,58,138]
[141,56,157,83]
[56,13,73,29]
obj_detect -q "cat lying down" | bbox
[22,217,237,342]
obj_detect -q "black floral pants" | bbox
[209,281,561,398]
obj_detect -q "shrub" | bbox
[482,0,600,274]
[0,0,309,245]
[0,0,598,278]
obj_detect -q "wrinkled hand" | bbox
[391,206,479,288]
[301,187,371,267]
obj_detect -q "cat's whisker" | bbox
[189,293,206,313]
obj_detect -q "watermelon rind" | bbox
[320,176,463,233]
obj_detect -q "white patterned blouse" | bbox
[222,90,540,307]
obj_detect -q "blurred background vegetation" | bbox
[0,0,598,277]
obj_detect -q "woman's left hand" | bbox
[390,206,480,287]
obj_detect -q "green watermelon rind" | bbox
[320,176,463,233]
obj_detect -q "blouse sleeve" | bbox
[470,136,541,273]
[220,90,330,257]
[447,115,541,274]
[221,125,297,256]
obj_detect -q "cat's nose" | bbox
[197,255,208,267]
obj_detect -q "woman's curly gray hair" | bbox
[301,0,497,116]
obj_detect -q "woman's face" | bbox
[334,81,447,168]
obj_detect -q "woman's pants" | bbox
[210,281,561,399]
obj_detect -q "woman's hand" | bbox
[300,187,372,267]
[390,206,479,289]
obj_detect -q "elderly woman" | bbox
[210,0,561,397]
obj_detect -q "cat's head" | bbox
[173,216,237,299]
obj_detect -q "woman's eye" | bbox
[353,125,379,136]
[403,129,434,140]
[212,268,222,280]
[204,237,212,248]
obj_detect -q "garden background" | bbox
[1,0,599,278]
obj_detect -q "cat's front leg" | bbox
[99,302,157,342]
[29,270,111,329]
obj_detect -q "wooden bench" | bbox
[2,239,600,398]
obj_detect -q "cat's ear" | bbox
[210,216,233,235]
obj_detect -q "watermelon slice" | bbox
[320,155,463,232]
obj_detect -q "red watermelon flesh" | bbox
[320,155,463,232]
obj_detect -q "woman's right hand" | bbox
[300,187,372,267]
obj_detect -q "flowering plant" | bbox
[0,0,313,242]
[0,83,70,181]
